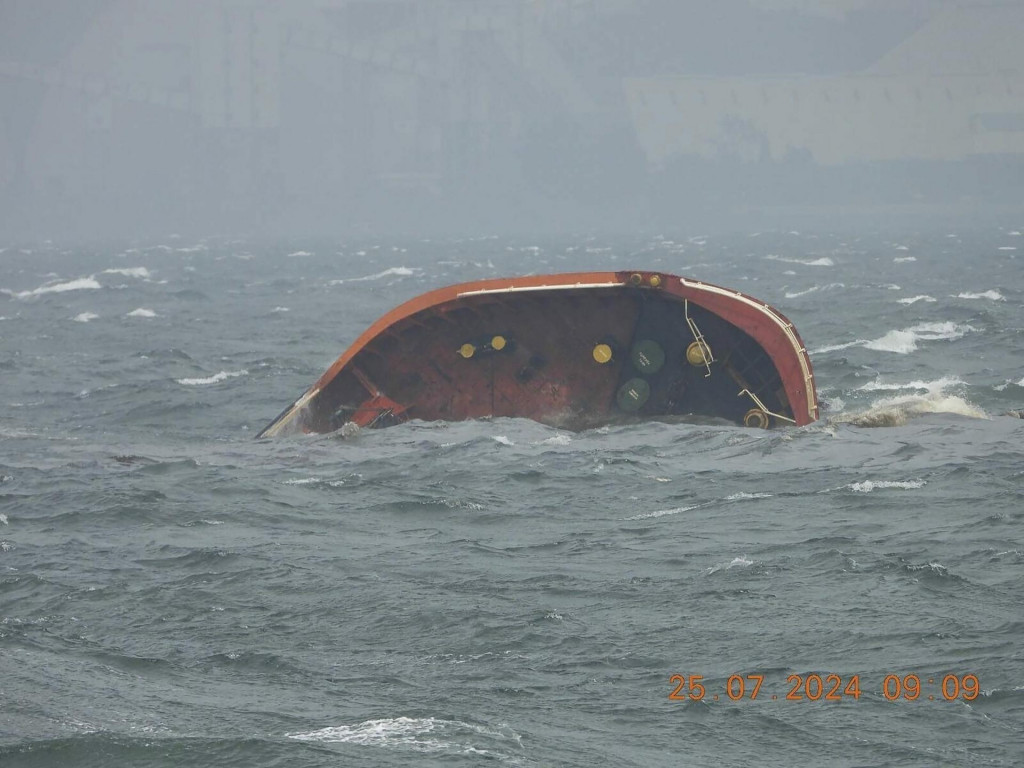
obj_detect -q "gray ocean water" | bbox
[1,229,1023,767]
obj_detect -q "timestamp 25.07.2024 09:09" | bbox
[668,673,981,702]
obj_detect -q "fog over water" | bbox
[1,0,1022,238]
[2,6,1024,767]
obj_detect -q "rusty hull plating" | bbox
[257,270,818,437]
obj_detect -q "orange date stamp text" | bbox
[668,673,980,702]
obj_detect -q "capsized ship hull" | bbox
[257,271,818,437]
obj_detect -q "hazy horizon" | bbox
[1,0,1022,239]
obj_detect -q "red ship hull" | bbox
[257,270,818,436]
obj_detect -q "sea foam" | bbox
[7,277,102,298]
[956,290,1004,301]
[765,254,834,266]
[848,479,926,492]
[832,387,988,427]
[329,267,417,285]
[176,369,248,386]
[102,267,151,279]
[863,321,972,354]
[784,283,845,298]
[287,716,519,757]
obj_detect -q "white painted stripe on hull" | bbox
[457,282,622,298]
[260,387,321,438]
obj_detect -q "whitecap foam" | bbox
[896,295,935,305]
[329,267,417,285]
[894,245,909,251]
[102,267,151,279]
[848,479,925,492]
[893,256,916,263]
[7,276,102,298]
[956,290,1004,301]
[73,312,99,323]
[281,477,346,488]
[833,389,988,427]
[287,716,518,757]
[271,306,289,313]
[176,369,248,386]
[0,514,7,525]
[724,492,773,501]
[536,434,571,446]
[993,377,1024,391]
[906,561,948,575]
[286,250,313,257]
[626,504,699,520]
[824,396,845,412]
[863,321,972,354]
[997,246,1016,251]
[813,339,866,354]
[704,556,755,575]
[492,435,514,446]
[283,477,322,486]
[784,282,845,298]
[858,376,964,393]
[863,330,919,354]
[765,254,834,266]
[126,308,156,318]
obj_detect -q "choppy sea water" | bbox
[1,229,1022,767]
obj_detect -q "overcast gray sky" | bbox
[1,0,1021,238]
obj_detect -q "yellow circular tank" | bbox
[592,343,613,364]
[744,409,770,429]
[686,340,710,367]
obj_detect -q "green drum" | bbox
[630,339,665,374]
[616,377,651,412]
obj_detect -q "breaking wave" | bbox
[858,376,964,393]
[176,369,248,386]
[784,282,845,298]
[864,321,972,354]
[329,267,418,285]
[848,479,926,492]
[956,290,1004,301]
[814,322,972,356]
[704,556,756,575]
[102,267,151,279]
[5,276,102,298]
[831,388,988,428]
[626,504,701,520]
[765,254,834,266]
[287,716,521,758]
